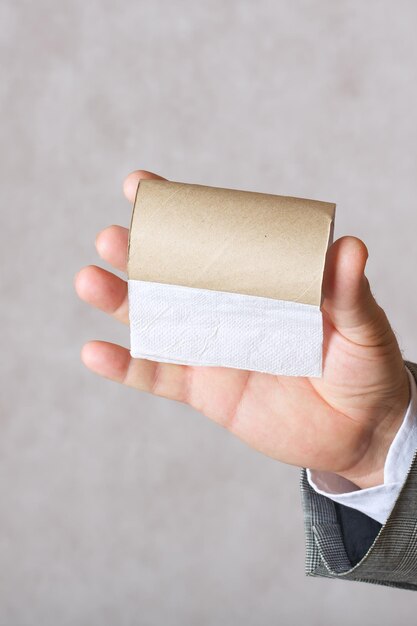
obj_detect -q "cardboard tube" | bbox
[127,180,335,307]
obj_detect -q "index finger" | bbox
[123,169,167,203]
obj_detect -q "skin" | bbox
[74,169,410,490]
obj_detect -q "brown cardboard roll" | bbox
[127,180,335,306]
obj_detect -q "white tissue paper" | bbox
[128,279,323,377]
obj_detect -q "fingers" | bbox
[77,171,168,320]
[96,225,128,273]
[74,266,129,324]
[80,341,250,424]
[81,341,131,382]
[95,170,167,272]
[81,341,189,402]
[123,169,166,203]
[322,236,394,347]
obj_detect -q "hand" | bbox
[74,170,410,489]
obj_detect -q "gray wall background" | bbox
[2,0,417,624]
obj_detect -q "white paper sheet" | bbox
[128,279,323,377]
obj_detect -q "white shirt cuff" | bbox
[306,365,417,524]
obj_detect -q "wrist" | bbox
[334,368,411,490]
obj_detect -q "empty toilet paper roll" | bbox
[127,180,335,377]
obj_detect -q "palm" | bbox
[76,170,409,485]
[174,314,403,475]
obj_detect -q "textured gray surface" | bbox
[2,0,417,624]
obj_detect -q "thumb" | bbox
[322,236,393,347]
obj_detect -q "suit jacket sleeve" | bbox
[300,359,417,591]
